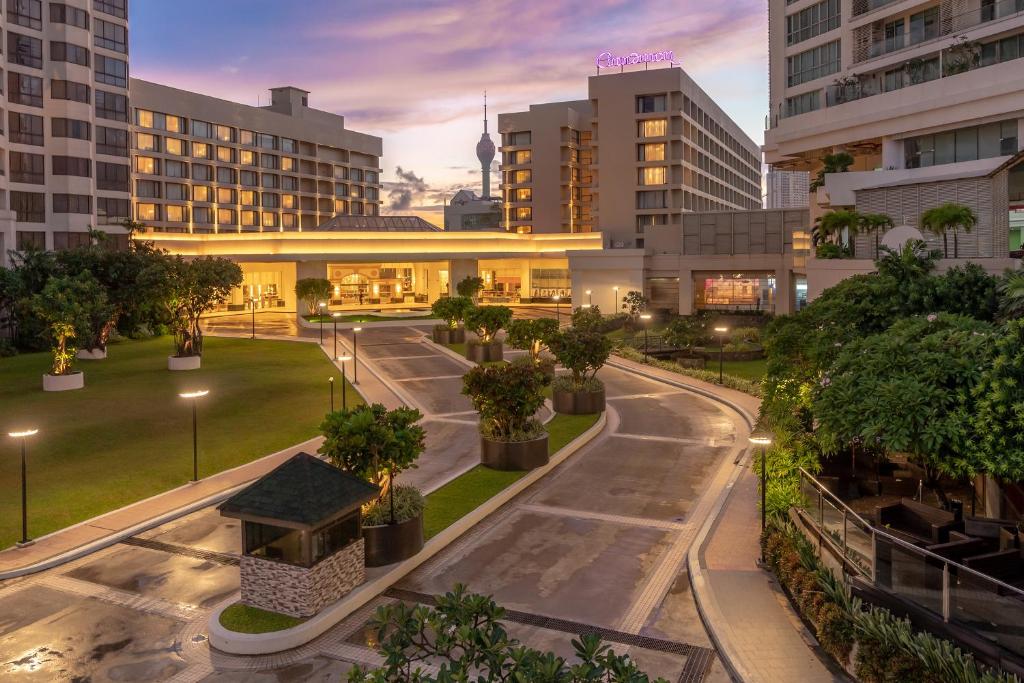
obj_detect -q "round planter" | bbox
[552,387,605,415]
[448,327,466,344]
[168,355,201,371]
[362,510,425,567]
[467,340,503,364]
[480,432,549,471]
[43,372,84,392]
[432,326,452,344]
[76,348,107,360]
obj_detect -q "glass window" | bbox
[216,187,236,203]
[260,154,278,170]
[8,112,44,145]
[96,90,128,121]
[134,156,157,175]
[52,117,91,140]
[136,110,154,128]
[165,138,185,156]
[96,126,128,156]
[191,120,212,139]
[787,40,840,86]
[261,173,279,189]
[136,133,159,152]
[784,91,819,117]
[192,164,212,181]
[955,127,979,162]
[511,150,531,164]
[257,133,277,150]
[637,94,667,113]
[165,205,187,222]
[94,18,128,53]
[506,131,531,145]
[240,190,257,206]
[52,155,91,177]
[240,130,255,146]
[8,32,43,69]
[165,183,187,200]
[786,0,840,46]
[51,41,90,67]
[53,194,91,214]
[193,207,212,225]
[282,176,298,191]
[334,199,347,213]
[281,157,295,171]
[135,179,160,198]
[282,194,296,209]
[11,193,46,223]
[241,210,258,227]
[94,54,127,87]
[512,170,532,183]
[96,198,129,223]
[216,146,235,163]
[165,115,183,133]
[639,167,667,185]
[93,0,126,19]
[281,138,297,153]
[192,185,211,202]
[216,166,237,184]
[240,171,258,187]
[636,190,667,209]
[261,193,279,208]
[261,212,278,228]
[639,119,667,137]
[240,150,256,166]
[8,72,43,107]
[10,0,43,29]
[135,203,158,221]
[52,79,91,103]
[192,142,211,159]
[16,230,47,248]
[217,208,236,225]
[909,7,939,45]
[215,124,234,142]
[638,143,666,161]
[10,152,45,183]
[164,160,188,178]
[514,188,532,201]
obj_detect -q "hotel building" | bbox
[764,0,1024,256]
[0,0,131,256]
[498,68,763,249]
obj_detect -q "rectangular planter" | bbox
[552,387,605,415]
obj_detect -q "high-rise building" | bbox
[129,80,382,233]
[498,67,762,247]
[765,169,809,208]
[1,0,131,257]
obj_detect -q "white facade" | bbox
[766,170,810,208]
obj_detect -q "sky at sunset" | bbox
[131,0,768,224]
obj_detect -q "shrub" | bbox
[552,374,603,394]
[430,296,473,330]
[615,346,762,396]
[362,485,424,526]
[295,277,332,315]
[663,313,712,349]
[465,305,512,344]
[456,275,485,299]
[0,338,16,357]
[731,326,760,345]
[816,243,851,259]
[506,317,559,362]
[463,361,550,442]
[548,327,612,391]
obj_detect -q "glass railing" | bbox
[851,0,904,17]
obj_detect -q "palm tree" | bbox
[809,152,855,192]
[857,213,894,258]
[815,209,861,256]
[997,269,1024,320]
[920,203,978,259]
[875,239,941,282]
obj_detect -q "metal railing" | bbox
[797,469,1024,659]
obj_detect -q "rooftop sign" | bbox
[596,50,675,69]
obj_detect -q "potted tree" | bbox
[31,272,110,391]
[548,327,612,414]
[506,317,558,376]
[463,362,551,470]
[430,295,473,344]
[465,305,512,363]
[295,277,333,319]
[157,256,243,370]
[319,403,426,567]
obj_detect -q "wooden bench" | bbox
[875,498,963,545]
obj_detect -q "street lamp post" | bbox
[750,435,773,560]
[337,355,352,411]
[329,376,335,412]
[714,326,728,384]
[250,297,257,339]
[8,428,38,547]
[614,286,620,314]
[179,390,209,483]
[332,312,341,359]
[586,289,592,307]
[553,295,561,327]
[352,327,361,384]
[318,301,326,344]
[640,313,652,362]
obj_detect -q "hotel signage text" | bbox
[596,50,675,69]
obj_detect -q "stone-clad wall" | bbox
[240,540,365,618]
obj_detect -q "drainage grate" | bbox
[383,587,716,682]
[121,537,240,566]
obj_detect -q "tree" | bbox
[347,585,667,683]
[815,209,861,256]
[464,305,512,344]
[570,304,604,332]
[969,319,1024,481]
[548,327,613,390]
[813,314,994,505]
[857,212,893,258]
[663,312,711,350]
[156,256,242,357]
[874,239,940,282]
[809,151,854,192]
[996,268,1024,320]
[294,278,332,316]
[455,275,485,301]
[621,290,648,319]
[30,272,109,375]
[920,202,977,259]
[506,317,558,363]
[462,362,550,441]
[0,267,24,344]
[429,295,473,330]
[319,403,425,525]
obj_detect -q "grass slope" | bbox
[0,336,358,548]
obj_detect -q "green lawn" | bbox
[0,336,359,549]
[422,412,600,539]
[219,603,305,633]
[719,358,768,381]
[445,341,467,356]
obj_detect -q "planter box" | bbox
[432,326,464,344]
[43,372,84,392]
[467,340,503,363]
[363,511,425,567]
[76,348,107,360]
[168,355,201,371]
[481,433,549,471]
[552,386,605,415]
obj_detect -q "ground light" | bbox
[179,390,209,482]
[750,434,773,552]
[250,297,257,339]
[640,313,653,361]
[337,355,352,410]
[352,327,361,384]
[318,301,327,344]
[714,326,729,384]
[8,428,38,547]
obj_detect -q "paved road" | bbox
[0,326,745,682]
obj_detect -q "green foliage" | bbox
[362,484,424,526]
[815,209,861,251]
[730,326,760,345]
[969,319,1024,481]
[347,584,668,683]
[570,304,604,331]
[815,243,852,259]
[154,256,242,357]
[219,603,304,634]
[462,361,550,441]
[997,268,1024,321]
[921,202,978,259]
[319,403,425,524]
[429,295,473,329]
[31,272,110,375]
[621,290,648,317]
[548,326,612,389]
[506,317,559,362]
[615,346,762,396]
[752,430,821,516]
[662,312,711,348]
[464,305,512,343]
[294,277,332,316]
[455,275,485,299]
[809,151,854,191]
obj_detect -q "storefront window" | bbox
[694,272,776,312]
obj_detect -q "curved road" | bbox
[0,325,747,682]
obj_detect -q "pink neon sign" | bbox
[596,50,676,69]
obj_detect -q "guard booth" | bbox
[218,452,379,618]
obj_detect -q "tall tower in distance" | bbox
[476,92,496,199]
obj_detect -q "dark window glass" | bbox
[50,3,89,28]
[95,125,128,156]
[191,163,212,181]
[191,120,212,138]
[92,0,125,18]
[10,151,45,183]
[11,193,46,223]
[257,133,277,150]
[51,79,91,103]
[216,167,236,184]
[93,18,127,53]
[53,231,94,250]
[164,160,187,178]
[51,41,90,66]
[53,193,92,214]
[8,112,44,145]
[8,0,43,30]
[52,155,91,177]
[96,197,129,223]
[636,94,667,113]
[7,72,43,107]
[94,54,127,87]
[52,117,91,140]
[240,170,257,187]
[165,182,187,199]
[8,33,43,69]
[95,90,128,121]
[16,230,47,248]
